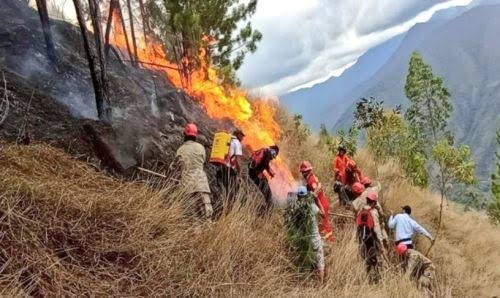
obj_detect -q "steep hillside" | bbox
[334,5,500,183]
[0,144,498,296]
[280,35,404,131]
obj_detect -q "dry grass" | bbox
[0,143,498,297]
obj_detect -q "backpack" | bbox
[249,148,265,169]
[209,132,232,164]
[356,208,375,242]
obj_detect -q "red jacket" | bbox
[305,172,334,242]
[305,173,327,214]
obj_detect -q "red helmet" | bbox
[396,243,408,256]
[184,123,198,137]
[347,160,357,169]
[299,161,313,173]
[351,182,365,195]
[367,193,378,202]
[361,176,372,187]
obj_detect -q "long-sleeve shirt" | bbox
[388,213,432,245]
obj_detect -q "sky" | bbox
[237,0,473,95]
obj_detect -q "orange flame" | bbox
[109,16,295,200]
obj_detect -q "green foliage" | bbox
[284,194,317,270]
[488,130,500,224]
[354,97,428,186]
[337,127,359,156]
[290,114,311,146]
[405,52,453,146]
[432,139,476,187]
[318,124,336,153]
[147,0,261,85]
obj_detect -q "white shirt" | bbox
[227,136,242,167]
[388,213,432,245]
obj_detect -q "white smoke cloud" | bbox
[237,0,473,95]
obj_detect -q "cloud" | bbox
[237,0,473,95]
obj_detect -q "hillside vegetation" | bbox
[0,142,498,297]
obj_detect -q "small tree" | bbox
[405,52,453,150]
[337,127,358,156]
[354,97,428,186]
[488,130,500,224]
[404,52,476,253]
[318,124,336,153]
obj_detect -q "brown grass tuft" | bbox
[0,143,498,296]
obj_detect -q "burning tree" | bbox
[147,0,262,87]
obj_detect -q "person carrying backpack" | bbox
[284,186,325,283]
[355,193,387,282]
[248,145,279,213]
[212,129,245,212]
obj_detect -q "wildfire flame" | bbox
[110,13,296,200]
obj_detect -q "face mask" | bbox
[270,149,277,158]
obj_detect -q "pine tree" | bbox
[147,0,262,86]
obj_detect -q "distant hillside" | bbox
[279,34,404,131]
[334,5,500,183]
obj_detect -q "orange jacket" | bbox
[333,154,351,184]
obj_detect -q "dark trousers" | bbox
[358,228,380,283]
[248,170,273,215]
[215,165,238,212]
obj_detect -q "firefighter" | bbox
[248,145,279,213]
[355,193,387,283]
[332,145,350,185]
[297,185,325,283]
[396,243,435,291]
[333,145,363,204]
[176,123,213,220]
[299,160,334,242]
[215,128,245,211]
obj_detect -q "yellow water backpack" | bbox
[210,131,232,164]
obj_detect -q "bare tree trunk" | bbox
[89,0,109,95]
[35,0,58,66]
[126,0,139,66]
[72,0,110,122]
[116,1,134,65]
[137,0,149,39]
[104,0,118,57]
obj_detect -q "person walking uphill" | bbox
[176,123,213,220]
[284,186,325,283]
[388,205,433,249]
[356,193,387,283]
[248,145,279,214]
[299,161,334,243]
[333,145,362,185]
[214,129,245,210]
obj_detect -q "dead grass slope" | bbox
[0,144,498,297]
